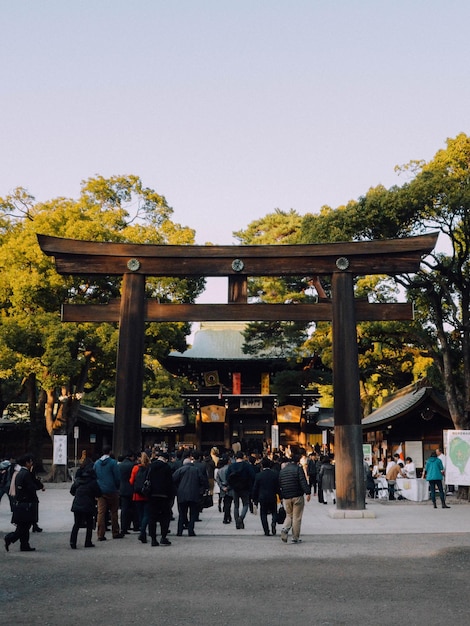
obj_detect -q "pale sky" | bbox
[1,0,469,253]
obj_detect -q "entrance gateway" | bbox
[38,233,437,510]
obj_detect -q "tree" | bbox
[0,176,204,468]
[298,133,470,427]
[233,208,331,392]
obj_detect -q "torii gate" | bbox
[38,232,437,510]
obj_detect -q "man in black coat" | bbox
[147,452,174,546]
[5,454,43,552]
[226,451,256,529]
[252,457,280,536]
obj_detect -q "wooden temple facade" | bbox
[161,321,322,452]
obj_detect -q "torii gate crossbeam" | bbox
[38,232,438,511]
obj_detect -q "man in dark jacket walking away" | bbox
[226,451,256,529]
[173,453,206,537]
[278,453,311,544]
[147,452,174,546]
[252,456,280,536]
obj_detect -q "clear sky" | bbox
[1,0,469,251]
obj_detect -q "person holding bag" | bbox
[5,453,42,552]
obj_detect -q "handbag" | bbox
[277,504,286,524]
[202,491,214,508]
[134,466,151,497]
[12,500,35,524]
[140,476,152,498]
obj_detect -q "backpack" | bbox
[133,466,150,496]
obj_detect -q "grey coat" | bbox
[173,463,205,503]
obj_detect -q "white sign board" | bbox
[53,434,67,466]
[444,430,470,486]
[405,441,423,468]
[271,425,279,450]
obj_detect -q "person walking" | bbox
[129,451,151,543]
[215,455,233,524]
[5,454,43,552]
[252,456,280,536]
[423,451,450,509]
[94,445,125,541]
[226,450,256,529]
[173,453,206,537]
[319,455,336,505]
[147,451,174,546]
[278,453,311,544]
[70,457,101,549]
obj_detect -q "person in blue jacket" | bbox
[423,451,450,509]
[94,445,125,540]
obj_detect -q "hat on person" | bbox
[0,460,11,469]
[158,452,169,460]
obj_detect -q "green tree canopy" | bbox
[0,175,203,462]
[297,133,470,426]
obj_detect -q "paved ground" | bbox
[1,486,469,626]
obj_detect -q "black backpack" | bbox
[133,466,150,495]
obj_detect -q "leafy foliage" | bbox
[0,175,204,460]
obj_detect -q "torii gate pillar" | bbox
[332,271,365,509]
[113,273,146,455]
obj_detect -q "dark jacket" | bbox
[173,462,206,503]
[148,459,174,499]
[252,468,280,504]
[226,460,256,494]
[319,462,335,490]
[14,467,42,504]
[71,467,101,515]
[119,457,136,497]
[279,462,311,499]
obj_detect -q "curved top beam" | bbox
[37,232,438,277]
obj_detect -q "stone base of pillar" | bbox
[328,509,376,519]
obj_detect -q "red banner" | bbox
[232,372,241,395]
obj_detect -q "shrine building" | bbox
[161,321,323,452]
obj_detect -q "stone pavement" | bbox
[1,482,467,542]
[2,484,470,626]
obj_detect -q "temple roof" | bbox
[169,322,267,361]
[361,384,450,429]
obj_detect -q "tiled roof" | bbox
[361,386,430,426]
[170,322,275,360]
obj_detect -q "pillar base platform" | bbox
[328,509,376,519]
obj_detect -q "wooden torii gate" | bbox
[38,232,437,510]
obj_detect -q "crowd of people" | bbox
[1,444,337,551]
[2,443,453,552]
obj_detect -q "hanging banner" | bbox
[276,405,302,423]
[445,430,470,486]
[271,424,279,450]
[261,372,270,395]
[232,372,241,395]
[53,434,67,466]
[201,405,226,423]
